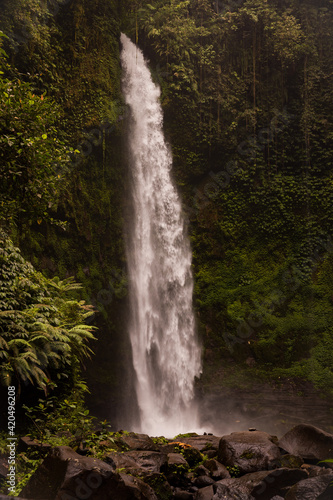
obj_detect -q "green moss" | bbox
[174,432,198,439]
[240,450,255,460]
[140,473,173,500]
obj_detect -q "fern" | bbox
[0,233,96,393]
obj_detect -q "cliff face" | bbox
[133,0,333,403]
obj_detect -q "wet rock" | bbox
[301,463,333,477]
[203,459,230,480]
[119,432,160,452]
[123,450,167,472]
[20,446,115,500]
[213,482,255,500]
[161,443,185,454]
[178,436,220,453]
[193,485,214,499]
[105,450,140,470]
[279,424,333,460]
[285,474,333,499]
[117,473,158,499]
[318,480,333,499]
[193,475,215,488]
[218,431,281,474]
[164,453,189,469]
[161,442,203,467]
[17,436,51,454]
[194,465,211,476]
[139,471,173,499]
[278,454,304,468]
[161,453,190,487]
[215,468,308,500]
[174,488,194,499]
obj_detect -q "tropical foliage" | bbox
[0,233,96,393]
[0,0,332,421]
[133,0,333,394]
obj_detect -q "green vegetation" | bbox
[132,0,333,397]
[174,432,199,439]
[0,0,131,426]
[0,233,95,392]
[240,450,255,460]
[227,464,241,477]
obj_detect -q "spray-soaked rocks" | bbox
[17,426,333,500]
[279,424,333,461]
[217,430,281,474]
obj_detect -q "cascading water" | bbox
[120,33,202,437]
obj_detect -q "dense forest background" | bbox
[1,0,333,431]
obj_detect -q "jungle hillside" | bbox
[0,0,333,437]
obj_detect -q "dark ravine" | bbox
[5,424,333,500]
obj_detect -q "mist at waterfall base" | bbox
[120,33,203,438]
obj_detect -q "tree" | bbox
[0,32,72,229]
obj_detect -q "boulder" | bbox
[318,480,333,499]
[194,465,211,477]
[20,445,160,500]
[279,424,333,460]
[161,442,203,467]
[218,431,281,474]
[164,453,189,470]
[17,436,51,454]
[119,433,160,452]
[177,436,220,453]
[213,482,255,500]
[20,446,115,500]
[124,451,168,472]
[193,475,215,488]
[215,468,308,500]
[161,453,190,487]
[118,473,158,499]
[194,485,214,499]
[301,463,333,478]
[278,454,304,469]
[105,451,141,470]
[285,474,333,500]
[137,471,173,499]
[174,488,194,499]
[203,459,230,480]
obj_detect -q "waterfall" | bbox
[120,33,202,437]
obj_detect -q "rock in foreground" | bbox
[17,425,333,500]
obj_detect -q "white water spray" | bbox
[120,34,202,437]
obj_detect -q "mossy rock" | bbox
[240,449,255,460]
[279,454,304,468]
[181,446,203,468]
[140,472,173,500]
